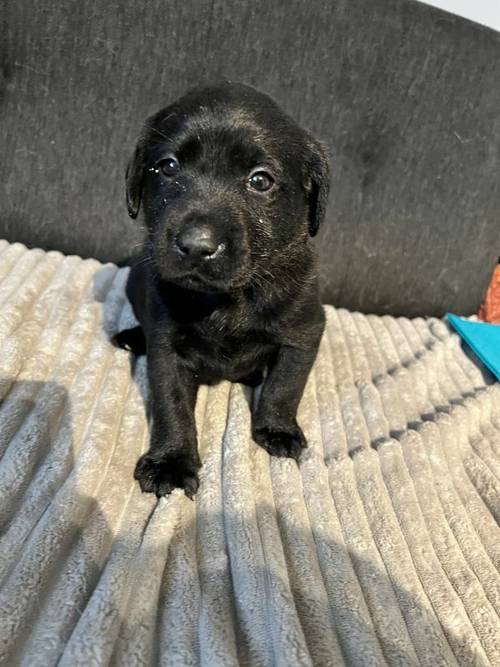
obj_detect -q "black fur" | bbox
[114,82,330,498]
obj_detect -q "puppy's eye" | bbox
[248,171,274,192]
[158,155,180,177]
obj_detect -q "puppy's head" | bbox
[126,82,330,293]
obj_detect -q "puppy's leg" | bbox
[134,344,201,498]
[112,326,146,355]
[252,344,320,462]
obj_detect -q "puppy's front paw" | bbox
[253,423,307,462]
[134,452,200,499]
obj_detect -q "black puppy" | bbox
[114,82,329,498]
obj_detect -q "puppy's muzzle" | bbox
[175,225,224,261]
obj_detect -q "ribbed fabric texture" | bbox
[0,241,498,666]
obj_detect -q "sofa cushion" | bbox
[0,241,498,665]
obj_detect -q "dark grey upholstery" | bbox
[2,0,500,316]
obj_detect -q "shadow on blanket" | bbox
[0,381,491,665]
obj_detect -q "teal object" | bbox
[447,313,500,381]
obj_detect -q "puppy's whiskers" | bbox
[252,269,276,293]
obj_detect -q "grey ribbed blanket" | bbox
[0,241,498,666]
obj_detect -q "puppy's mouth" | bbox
[178,272,219,292]
[155,251,250,292]
[169,269,250,294]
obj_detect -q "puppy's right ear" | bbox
[125,142,145,219]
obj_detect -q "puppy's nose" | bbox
[175,226,220,259]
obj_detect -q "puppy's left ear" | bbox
[125,142,145,220]
[304,140,330,237]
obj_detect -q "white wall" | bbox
[418,0,500,32]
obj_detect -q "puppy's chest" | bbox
[172,318,275,380]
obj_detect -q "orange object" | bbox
[478,258,500,324]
